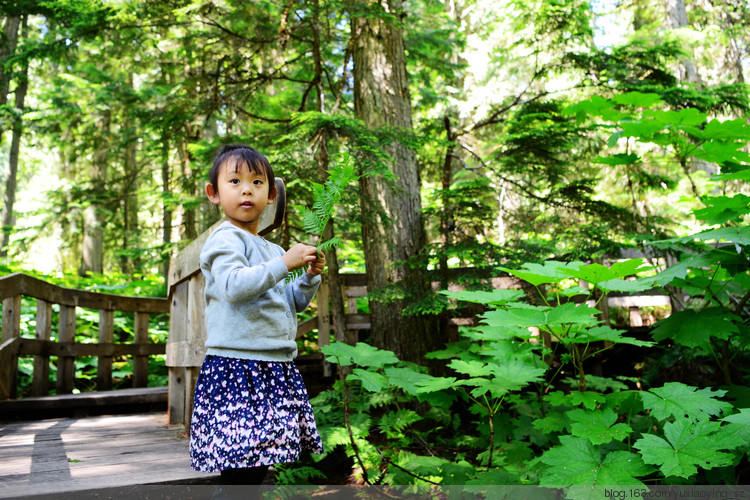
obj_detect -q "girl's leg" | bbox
[219,465,269,485]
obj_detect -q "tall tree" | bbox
[0,16,26,257]
[352,0,439,364]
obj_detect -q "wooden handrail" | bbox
[0,273,169,313]
[0,272,169,400]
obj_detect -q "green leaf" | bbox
[633,420,734,478]
[716,409,750,448]
[677,226,750,245]
[569,326,655,347]
[540,436,650,485]
[378,409,422,439]
[545,391,607,410]
[441,289,526,306]
[500,261,584,287]
[347,368,387,392]
[561,259,649,286]
[651,308,740,348]
[595,153,640,166]
[596,278,652,293]
[611,92,663,108]
[384,366,441,395]
[693,195,750,225]
[454,359,545,399]
[545,302,601,327]
[640,382,732,422]
[568,408,633,445]
[533,412,569,433]
[321,342,399,367]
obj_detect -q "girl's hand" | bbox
[283,243,319,271]
[307,250,326,276]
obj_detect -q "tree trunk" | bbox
[352,0,440,364]
[161,136,172,282]
[0,17,27,258]
[0,15,20,116]
[665,0,701,85]
[312,0,348,345]
[80,110,110,276]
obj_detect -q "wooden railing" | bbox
[0,272,169,400]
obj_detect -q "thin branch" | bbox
[236,107,291,123]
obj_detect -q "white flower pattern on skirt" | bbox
[189,355,323,472]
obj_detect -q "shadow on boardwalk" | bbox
[0,413,217,498]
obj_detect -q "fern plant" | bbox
[286,153,358,284]
[297,152,358,254]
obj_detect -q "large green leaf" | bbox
[383,366,451,396]
[567,408,633,445]
[640,382,732,422]
[567,325,655,347]
[347,368,387,392]
[546,391,607,410]
[322,342,399,367]
[500,261,584,286]
[561,259,648,286]
[677,226,750,245]
[651,308,740,347]
[693,195,750,225]
[441,289,526,306]
[634,420,735,478]
[715,409,750,449]
[539,436,650,485]
[454,359,546,399]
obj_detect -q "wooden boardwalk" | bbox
[0,412,216,498]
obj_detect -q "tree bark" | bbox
[80,110,110,276]
[312,0,348,345]
[352,0,440,364]
[0,16,26,257]
[665,0,701,85]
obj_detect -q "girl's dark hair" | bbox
[208,144,276,196]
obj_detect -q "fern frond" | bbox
[318,237,342,254]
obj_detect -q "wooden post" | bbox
[97,309,114,391]
[184,366,200,435]
[32,300,52,396]
[56,305,76,395]
[1,295,21,399]
[133,312,150,387]
[167,281,188,425]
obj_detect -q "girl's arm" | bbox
[201,231,288,304]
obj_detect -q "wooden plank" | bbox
[0,337,20,400]
[316,275,330,348]
[346,314,371,330]
[32,300,52,397]
[0,413,216,498]
[97,310,114,391]
[1,295,21,399]
[187,274,206,357]
[133,312,150,388]
[0,387,167,413]
[0,273,168,313]
[608,295,671,307]
[56,306,76,395]
[295,317,318,339]
[15,338,165,357]
[167,281,188,426]
[168,367,186,426]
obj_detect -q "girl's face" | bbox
[205,161,276,235]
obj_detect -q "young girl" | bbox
[189,144,325,485]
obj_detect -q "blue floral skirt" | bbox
[189,355,324,472]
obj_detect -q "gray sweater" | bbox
[200,221,321,361]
